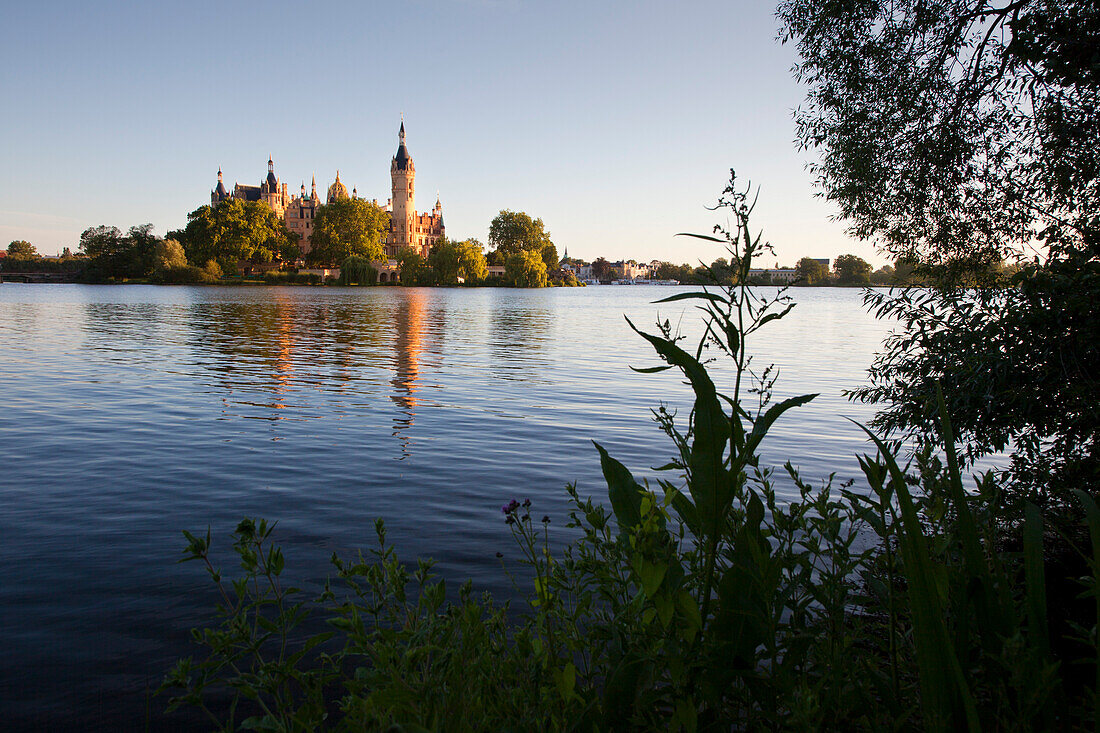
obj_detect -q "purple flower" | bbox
[541,516,551,524]
[506,515,516,525]
[522,498,532,508]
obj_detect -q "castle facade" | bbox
[211,123,444,261]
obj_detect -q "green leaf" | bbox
[637,560,667,598]
[629,364,674,374]
[557,662,576,701]
[652,291,729,305]
[669,489,700,537]
[674,232,726,243]
[677,589,702,639]
[625,317,730,540]
[742,394,817,461]
[1023,502,1050,660]
[593,442,646,533]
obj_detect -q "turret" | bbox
[266,156,278,190]
[212,167,229,205]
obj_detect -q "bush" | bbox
[202,260,223,280]
[155,265,217,284]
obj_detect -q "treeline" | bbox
[4,198,581,287]
[632,253,1017,286]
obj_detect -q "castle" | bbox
[211,122,444,262]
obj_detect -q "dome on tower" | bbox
[327,171,349,203]
[266,156,278,189]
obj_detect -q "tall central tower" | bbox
[390,121,415,254]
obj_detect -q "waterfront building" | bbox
[212,157,291,218]
[327,171,350,203]
[284,178,320,255]
[210,122,444,267]
[383,122,445,259]
[747,267,800,283]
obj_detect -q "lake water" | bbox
[1,283,893,730]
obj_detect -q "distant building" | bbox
[607,261,649,280]
[747,267,799,284]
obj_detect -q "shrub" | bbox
[155,265,216,284]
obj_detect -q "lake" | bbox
[1,283,892,730]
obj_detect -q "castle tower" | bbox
[212,167,229,205]
[261,156,289,217]
[390,121,416,256]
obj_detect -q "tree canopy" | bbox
[176,200,299,272]
[504,249,548,288]
[309,198,389,266]
[7,240,37,259]
[395,247,428,285]
[779,0,1100,270]
[780,0,1100,510]
[795,257,829,285]
[832,254,872,285]
[427,237,487,285]
[488,210,558,273]
[340,256,378,285]
[153,239,188,272]
[79,223,159,279]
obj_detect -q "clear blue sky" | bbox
[0,0,884,267]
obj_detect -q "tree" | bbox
[7,240,37,259]
[177,200,298,273]
[779,0,1100,270]
[488,210,557,271]
[395,247,428,285]
[427,237,487,285]
[869,265,895,286]
[78,224,156,279]
[653,262,696,283]
[340,256,378,285]
[127,223,159,276]
[780,0,1100,509]
[153,239,188,273]
[832,254,871,285]
[504,249,548,287]
[795,257,829,285]
[309,198,389,266]
[590,257,614,282]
